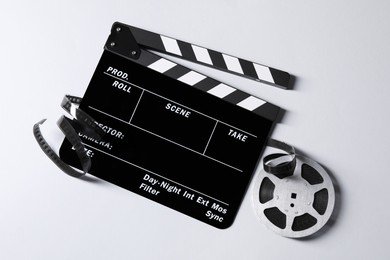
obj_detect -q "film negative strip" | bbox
[34,95,104,178]
[35,22,292,229]
[252,140,335,238]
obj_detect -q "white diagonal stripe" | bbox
[161,36,182,56]
[207,83,235,98]
[178,71,207,86]
[222,54,243,74]
[192,45,212,65]
[237,96,266,111]
[148,59,176,73]
[253,63,274,83]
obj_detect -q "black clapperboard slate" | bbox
[59,22,290,229]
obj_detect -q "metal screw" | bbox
[131,50,138,56]
[116,27,121,32]
[110,42,116,47]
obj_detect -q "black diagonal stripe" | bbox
[129,26,165,52]
[253,103,280,121]
[164,65,191,79]
[177,40,196,61]
[223,90,250,104]
[208,50,227,70]
[269,68,291,89]
[135,50,161,67]
[239,59,257,79]
[193,77,220,92]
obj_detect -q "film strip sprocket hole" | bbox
[252,140,335,238]
[33,95,104,178]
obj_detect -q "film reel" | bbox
[252,140,335,238]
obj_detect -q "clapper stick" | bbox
[117,23,291,89]
[105,22,289,121]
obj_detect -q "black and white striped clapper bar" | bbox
[105,22,291,122]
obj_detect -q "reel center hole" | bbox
[290,193,296,207]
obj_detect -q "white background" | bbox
[1,1,390,259]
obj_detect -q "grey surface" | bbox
[1,0,390,259]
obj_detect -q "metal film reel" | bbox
[252,141,335,238]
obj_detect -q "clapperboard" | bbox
[59,22,290,229]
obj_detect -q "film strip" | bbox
[252,140,335,238]
[34,22,292,229]
[33,95,104,178]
